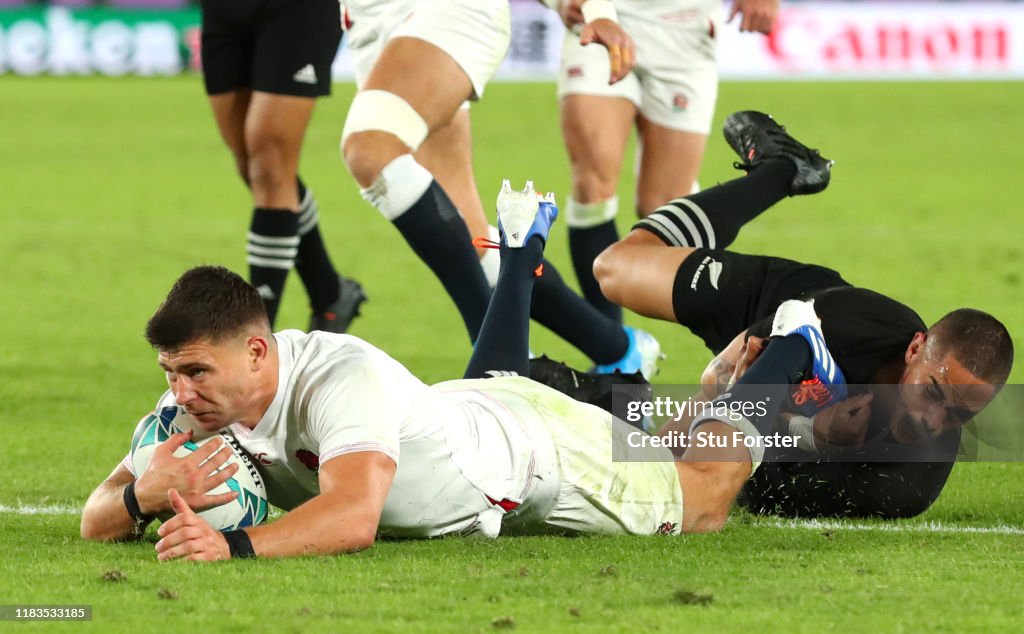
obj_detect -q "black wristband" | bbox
[223,529,256,559]
[123,481,154,522]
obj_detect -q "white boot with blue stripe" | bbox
[496,180,558,248]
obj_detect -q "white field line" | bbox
[758,518,1024,536]
[3,503,1023,536]
[0,503,82,515]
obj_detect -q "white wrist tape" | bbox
[581,0,618,24]
[539,0,560,9]
[788,416,817,453]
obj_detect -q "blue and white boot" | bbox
[496,180,559,248]
[770,299,848,415]
[593,326,663,381]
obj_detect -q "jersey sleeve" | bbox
[299,348,412,468]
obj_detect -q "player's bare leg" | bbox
[634,116,707,218]
[209,91,364,329]
[343,38,474,185]
[415,108,491,257]
[208,90,314,323]
[244,92,314,209]
[597,110,835,324]
[560,94,635,323]
[209,89,253,185]
[562,95,635,206]
[410,100,656,375]
[342,37,492,341]
[594,230,695,322]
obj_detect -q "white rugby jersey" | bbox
[129,330,552,538]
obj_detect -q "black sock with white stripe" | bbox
[634,159,796,248]
[248,208,299,326]
[293,179,341,314]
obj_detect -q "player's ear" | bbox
[905,332,928,364]
[247,335,270,369]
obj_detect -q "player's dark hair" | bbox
[930,309,1014,384]
[145,266,270,350]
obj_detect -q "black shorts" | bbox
[672,249,849,354]
[201,0,341,97]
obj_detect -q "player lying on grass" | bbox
[590,111,1014,518]
[79,181,815,561]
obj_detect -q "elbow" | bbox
[341,526,377,553]
[353,529,376,552]
[80,519,100,542]
[683,510,729,534]
[79,513,113,542]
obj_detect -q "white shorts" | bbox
[557,9,721,134]
[345,0,511,100]
[477,377,685,537]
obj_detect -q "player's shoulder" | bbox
[276,329,383,363]
[279,329,426,393]
[810,286,925,330]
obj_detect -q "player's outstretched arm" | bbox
[155,451,396,561]
[81,430,241,542]
[81,464,145,542]
[675,422,752,533]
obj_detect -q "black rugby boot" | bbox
[723,110,834,196]
[309,274,368,334]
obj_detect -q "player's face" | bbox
[894,333,996,444]
[158,337,260,431]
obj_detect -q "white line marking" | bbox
[757,517,1024,536]
[0,504,82,515]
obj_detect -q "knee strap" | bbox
[341,89,429,152]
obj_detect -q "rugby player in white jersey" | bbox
[555,0,778,323]
[338,1,663,380]
[80,182,766,561]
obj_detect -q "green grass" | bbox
[1,77,1022,631]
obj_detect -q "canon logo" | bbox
[766,9,1009,72]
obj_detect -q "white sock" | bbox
[359,154,433,221]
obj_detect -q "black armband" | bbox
[122,481,154,535]
[223,529,256,559]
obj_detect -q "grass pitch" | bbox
[1,77,1022,632]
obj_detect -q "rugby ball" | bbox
[129,406,269,531]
